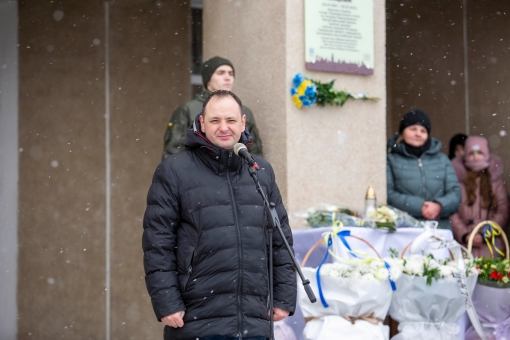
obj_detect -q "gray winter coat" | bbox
[386,134,461,229]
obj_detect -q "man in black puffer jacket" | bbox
[143,90,296,340]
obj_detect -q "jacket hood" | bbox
[183,113,254,174]
[387,133,442,157]
[451,154,504,182]
[194,89,212,103]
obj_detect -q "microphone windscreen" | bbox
[233,143,247,156]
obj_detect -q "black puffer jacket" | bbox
[143,115,296,340]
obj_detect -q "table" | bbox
[276,226,469,340]
[293,226,453,267]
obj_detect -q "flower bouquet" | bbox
[475,256,510,287]
[304,204,362,228]
[298,225,400,340]
[367,205,423,232]
[389,239,479,340]
[465,221,510,340]
[290,73,378,108]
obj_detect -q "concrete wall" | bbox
[203,0,388,228]
[17,0,190,338]
[386,0,467,143]
[467,1,510,164]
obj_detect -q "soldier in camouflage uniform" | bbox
[162,56,263,160]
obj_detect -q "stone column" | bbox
[0,1,19,338]
[203,0,387,228]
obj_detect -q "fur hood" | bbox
[451,154,504,182]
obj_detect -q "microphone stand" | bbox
[246,163,316,340]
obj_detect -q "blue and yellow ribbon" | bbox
[315,219,396,308]
[483,221,505,258]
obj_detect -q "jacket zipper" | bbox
[183,251,195,292]
[417,158,426,198]
[226,152,243,339]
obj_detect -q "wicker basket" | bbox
[467,220,509,259]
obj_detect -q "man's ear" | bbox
[199,115,205,133]
[242,114,246,130]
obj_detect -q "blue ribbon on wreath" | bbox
[316,230,396,308]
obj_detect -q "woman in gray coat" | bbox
[387,110,461,229]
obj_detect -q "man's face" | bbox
[199,96,246,150]
[206,65,234,91]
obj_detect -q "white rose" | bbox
[394,258,405,271]
[439,265,455,278]
[425,258,440,270]
[385,259,403,280]
[375,267,389,281]
[390,265,402,281]
[404,258,424,275]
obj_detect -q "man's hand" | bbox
[472,234,483,247]
[161,311,185,328]
[421,201,442,220]
[268,307,290,322]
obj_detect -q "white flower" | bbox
[404,257,424,276]
[389,266,402,281]
[383,258,403,281]
[369,260,381,270]
[398,253,476,283]
[361,273,375,281]
[349,270,361,280]
[392,258,405,271]
[319,259,396,282]
[425,257,440,270]
[439,265,455,278]
[375,267,389,280]
[467,266,478,276]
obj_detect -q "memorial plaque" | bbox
[305,0,374,75]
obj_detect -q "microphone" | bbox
[234,143,259,170]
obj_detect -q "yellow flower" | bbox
[503,276,509,283]
[292,94,303,108]
[297,79,312,96]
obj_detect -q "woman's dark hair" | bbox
[448,133,467,159]
[465,169,496,210]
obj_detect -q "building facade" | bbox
[0,0,508,338]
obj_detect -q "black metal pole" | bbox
[268,216,274,340]
[246,165,316,340]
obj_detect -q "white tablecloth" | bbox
[277,226,469,340]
